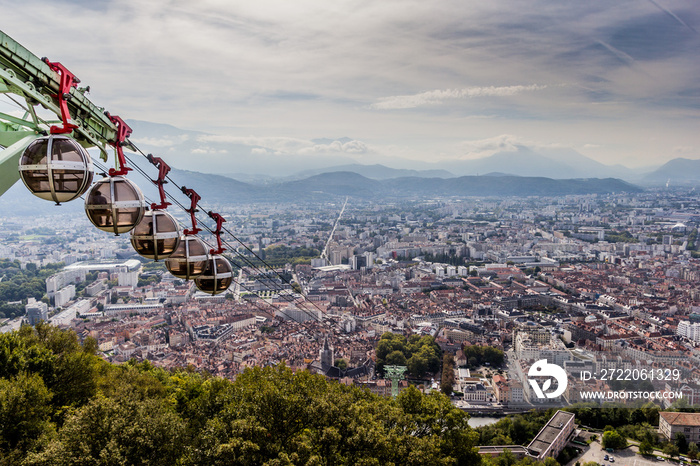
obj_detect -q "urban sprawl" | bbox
[2,189,700,410]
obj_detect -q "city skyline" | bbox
[1,0,698,174]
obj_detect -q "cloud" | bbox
[197,134,369,157]
[2,0,698,169]
[371,84,549,109]
[298,140,369,155]
[457,134,523,157]
[132,135,190,147]
[190,147,228,155]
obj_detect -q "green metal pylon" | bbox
[385,365,407,398]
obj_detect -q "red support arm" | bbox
[181,187,202,235]
[43,59,79,135]
[147,154,172,210]
[105,113,133,176]
[208,211,227,255]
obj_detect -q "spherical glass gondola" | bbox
[194,255,233,295]
[18,135,93,204]
[84,176,145,235]
[165,235,208,280]
[130,210,181,261]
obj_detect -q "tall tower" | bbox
[320,337,334,367]
[385,365,407,398]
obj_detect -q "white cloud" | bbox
[197,135,312,153]
[298,140,369,155]
[456,134,522,158]
[1,0,698,169]
[132,135,190,148]
[197,134,369,157]
[371,84,549,110]
[190,147,228,155]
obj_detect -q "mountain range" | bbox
[1,119,697,216]
[123,120,698,186]
[0,168,641,217]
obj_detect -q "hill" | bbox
[154,170,642,203]
[0,166,642,219]
[445,145,635,179]
[291,163,454,180]
[643,158,700,185]
[0,325,480,465]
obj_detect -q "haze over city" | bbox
[1,0,699,175]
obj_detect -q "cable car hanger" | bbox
[104,112,133,177]
[42,59,80,135]
[146,154,172,210]
[181,186,202,235]
[208,211,226,255]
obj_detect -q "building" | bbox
[659,412,700,444]
[510,381,525,404]
[275,304,322,323]
[526,410,576,460]
[320,338,334,367]
[54,285,76,308]
[46,268,86,299]
[477,410,575,461]
[25,298,48,326]
[478,446,529,459]
[677,321,700,342]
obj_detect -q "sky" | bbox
[1,0,699,173]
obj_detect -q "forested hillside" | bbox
[0,324,483,465]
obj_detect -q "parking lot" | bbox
[571,438,677,466]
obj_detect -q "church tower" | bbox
[320,337,334,367]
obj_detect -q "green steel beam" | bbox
[0,129,36,148]
[0,134,40,196]
[0,29,121,162]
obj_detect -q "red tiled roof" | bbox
[660,412,700,427]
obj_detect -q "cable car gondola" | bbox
[18,135,93,204]
[194,255,233,295]
[165,235,209,280]
[130,210,181,261]
[84,176,145,235]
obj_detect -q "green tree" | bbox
[664,443,680,459]
[639,440,655,456]
[602,430,627,450]
[676,432,689,454]
[0,373,53,460]
[688,442,698,460]
[386,350,407,366]
[441,353,455,396]
[26,393,186,466]
[494,449,517,466]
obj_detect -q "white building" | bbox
[678,321,700,342]
[46,268,86,299]
[275,304,322,323]
[54,285,76,308]
[116,265,138,287]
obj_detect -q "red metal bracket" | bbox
[181,187,202,235]
[105,113,133,176]
[43,59,79,135]
[146,154,172,210]
[208,211,227,255]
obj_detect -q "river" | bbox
[467,416,502,428]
